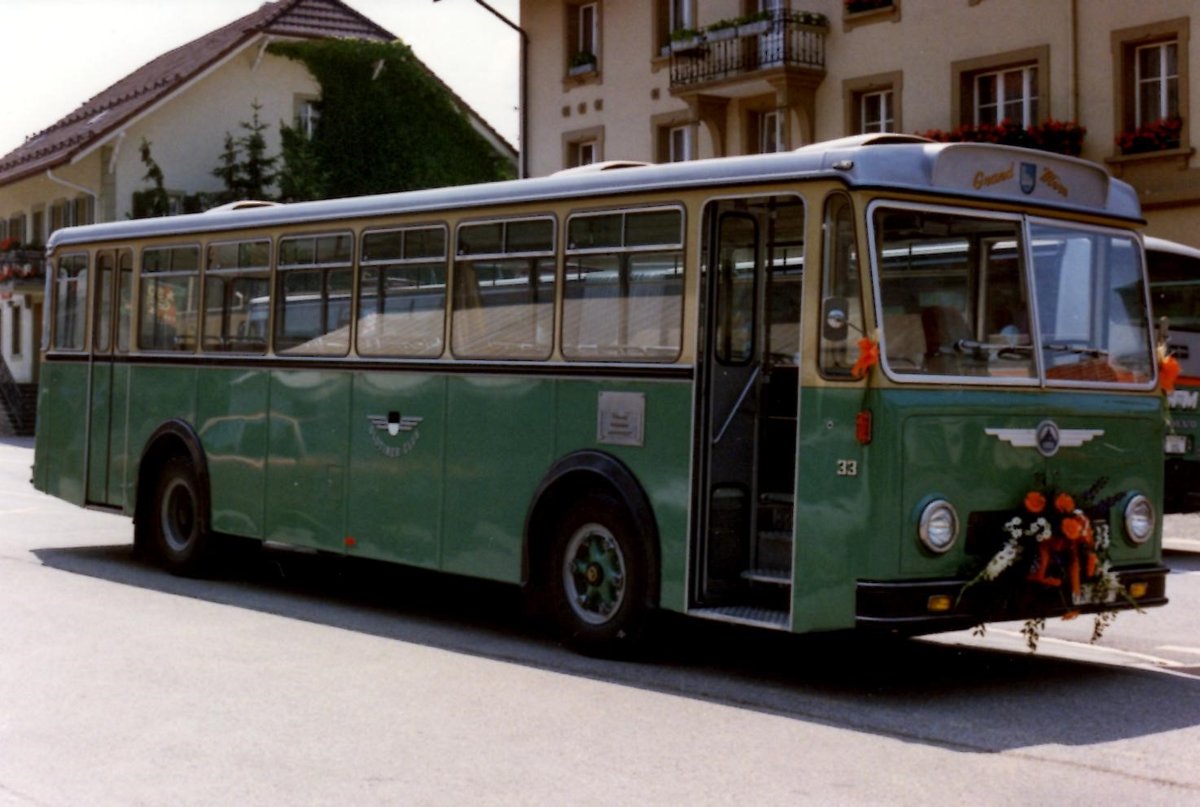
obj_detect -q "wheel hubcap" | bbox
[161,478,196,553]
[563,523,626,626]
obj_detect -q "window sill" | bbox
[1106,146,1194,168]
[563,68,602,88]
[843,3,900,31]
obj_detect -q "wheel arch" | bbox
[524,450,661,602]
[134,419,212,541]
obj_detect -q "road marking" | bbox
[984,629,1187,668]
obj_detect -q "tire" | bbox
[150,456,217,576]
[545,491,654,655]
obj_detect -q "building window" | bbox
[952,46,1049,130]
[861,90,894,133]
[757,109,784,153]
[669,126,692,161]
[295,96,321,139]
[655,0,694,55]
[974,65,1038,126]
[1113,19,1189,156]
[577,141,598,165]
[564,126,604,169]
[845,73,903,136]
[31,209,44,247]
[1135,40,1179,126]
[653,113,694,163]
[11,305,22,357]
[567,2,600,70]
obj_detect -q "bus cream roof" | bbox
[1145,236,1200,260]
[48,139,1142,250]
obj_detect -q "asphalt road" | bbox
[2,436,1199,805]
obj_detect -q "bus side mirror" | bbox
[823,297,849,341]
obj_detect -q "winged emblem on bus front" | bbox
[985,420,1104,458]
[368,412,424,437]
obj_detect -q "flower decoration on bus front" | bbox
[1158,345,1180,395]
[961,476,1133,649]
[851,337,879,380]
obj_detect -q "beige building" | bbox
[521,0,1197,240]
[0,0,514,432]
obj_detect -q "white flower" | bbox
[983,537,1022,580]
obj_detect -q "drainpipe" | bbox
[45,169,99,237]
[45,168,97,202]
[434,0,527,178]
[1067,0,1079,124]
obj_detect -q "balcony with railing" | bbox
[0,248,45,293]
[669,12,827,93]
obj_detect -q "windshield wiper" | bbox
[953,338,1034,356]
[1042,342,1109,359]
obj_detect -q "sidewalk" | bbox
[1163,512,1200,553]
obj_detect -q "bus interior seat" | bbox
[921,305,972,375]
[882,312,926,371]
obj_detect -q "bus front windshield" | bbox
[872,204,1154,387]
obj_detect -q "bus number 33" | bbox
[836,459,859,477]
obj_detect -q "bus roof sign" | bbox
[931,144,1109,209]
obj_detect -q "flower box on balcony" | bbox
[670,27,705,53]
[706,19,739,41]
[737,20,772,37]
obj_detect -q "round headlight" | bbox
[1124,494,1155,545]
[919,499,959,554]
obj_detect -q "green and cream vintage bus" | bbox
[1147,236,1200,513]
[34,135,1168,652]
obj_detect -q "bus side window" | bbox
[275,232,353,356]
[452,217,556,360]
[51,253,89,351]
[818,193,864,378]
[116,249,133,353]
[203,239,270,354]
[139,245,201,352]
[561,207,684,362]
[358,225,448,358]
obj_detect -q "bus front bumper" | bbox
[855,564,1169,635]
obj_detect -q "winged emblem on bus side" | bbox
[985,420,1104,458]
[368,412,424,437]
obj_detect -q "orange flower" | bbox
[851,337,879,380]
[1061,516,1083,540]
[1160,354,1180,395]
[1024,491,1046,514]
[1055,492,1075,513]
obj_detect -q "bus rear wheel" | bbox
[150,456,217,576]
[547,492,652,655]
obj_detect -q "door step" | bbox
[742,567,790,585]
[690,605,790,630]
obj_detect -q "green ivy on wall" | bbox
[269,38,514,200]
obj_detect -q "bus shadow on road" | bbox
[34,541,1200,754]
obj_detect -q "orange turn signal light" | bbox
[927,594,953,612]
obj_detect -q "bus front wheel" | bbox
[547,492,652,655]
[150,456,217,576]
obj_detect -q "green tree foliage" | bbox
[212,100,279,203]
[132,137,170,218]
[269,38,513,199]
